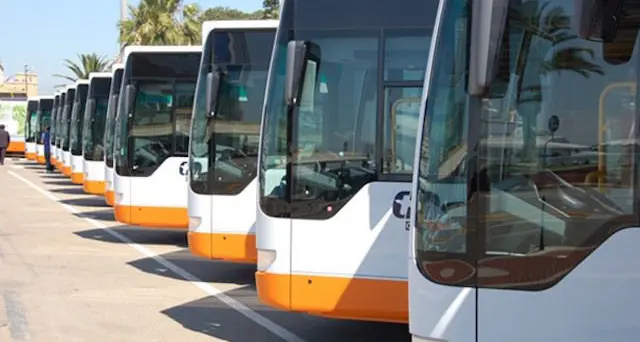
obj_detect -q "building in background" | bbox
[0,62,38,154]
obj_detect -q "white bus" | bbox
[60,85,76,177]
[24,97,39,161]
[188,19,278,263]
[54,91,67,171]
[113,46,201,228]
[50,93,60,166]
[409,0,640,341]
[104,63,125,206]
[34,96,54,165]
[69,79,90,184]
[256,0,438,323]
[82,72,113,195]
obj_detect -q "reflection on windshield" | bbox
[415,0,639,290]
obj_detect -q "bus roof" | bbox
[38,96,54,100]
[74,79,90,87]
[65,84,77,92]
[27,96,44,101]
[111,63,124,72]
[88,72,112,81]
[122,45,202,63]
[201,19,279,44]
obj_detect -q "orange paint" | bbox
[62,165,72,177]
[70,172,84,185]
[36,155,46,165]
[7,141,25,153]
[114,204,188,229]
[255,271,408,323]
[25,152,36,160]
[104,190,115,206]
[188,232,257,263]
[84,180,106,195]
[51,156,57,164]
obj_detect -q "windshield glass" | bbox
[70,84,89,156]
[26,101,38,143]
[50,98,58,143]
[104,69,124,167]
[35,99,53,141]
[62,89,76,151]
[83,77,112,161]
[190,29,276,195]
[415,0,640,290]
[56,94,66,148]
[259,0,436,219]
[114,52,200,177]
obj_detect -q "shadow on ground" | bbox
[74,226,188,247]
[22,165,43,170]
[49,187,89,196]
[73,208,115,221]
[128,249,257,284]
[59,196,110,207]
[162,288,410,342]
[40,174,67,179]
[44,180,75,186]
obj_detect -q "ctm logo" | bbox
[392,191,411,231]
[179,161,189,176]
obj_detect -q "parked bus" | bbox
[24,97,39,160]
[54,91,67,171]
[82,72,113,194]
[113,46,201,228]
[255,0,437,323]
[409,0,640,341]
[188,20,278,263]
[60,85,76,177]
[35,96,54,165]
[104,63,125,206]
[69,79,90,184]
[50,93,60,165]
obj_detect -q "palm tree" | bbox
[118,0,201,46]
[53,53,111,82]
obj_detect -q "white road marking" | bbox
[8,169,308,342]
[430,287,472,338]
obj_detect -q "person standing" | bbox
[42,126,53,172]
[0,124,10,165]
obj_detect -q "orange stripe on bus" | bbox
[36,155,46,165]
[84,180,106,195]
[114,204,188,229]
[70,172,84,184]
[25,152,36,160]
[104,190,115,206]
[188,231,257,264]
[7,141,25,153]
[255,271,408,323]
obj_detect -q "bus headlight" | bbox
[188,216,202,230]
[257,249,276,272]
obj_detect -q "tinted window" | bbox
[62,89,76,151]
[415,0,640,290]
[105,68,124,167]
[259,0,436,219]
[190,29,276,195]
[56,93,66,147]
[26,100,38,142]
[70,84,89,155]
[83,77,112,161]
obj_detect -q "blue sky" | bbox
[0,0,264,95]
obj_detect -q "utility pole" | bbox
[23,64,28,99]
[118,0,128,62]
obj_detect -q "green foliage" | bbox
[261,0,280,19]
[12,105,26,135]
[53,53,111,84]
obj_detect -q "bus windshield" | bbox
[259,0,437,219]
[415,0,640,290]
[25,100,38,143]
[190,28,276,195]
[104,69,124,167]
[56,93,66,148]
[70,84,89,156]
[114,51,200,177]
[50,97,59,143]
[83,77,112,161]
[36,99,53,142]
[62,89,76,152]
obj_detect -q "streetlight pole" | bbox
[118,0,127,62]
[23,64,28,98]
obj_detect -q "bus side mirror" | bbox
[205,72,221,118]
[285,41,311,107]
[467,0,509,96]
[124,84,136,116]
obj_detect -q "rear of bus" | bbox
[61,86,76,177]
[50,94,59,165]
[188,20,277,263]
[69,80,89,184]
[104,64,125,206]
[82,72,112,195]
[410,1,640,341]
[55,92,67,171]
[255,0,436,323]
[24,98,39,160]
[113,46,200,228]
[35,97,54,165]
